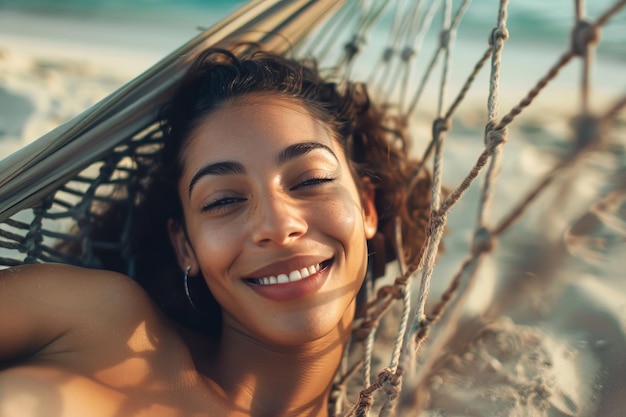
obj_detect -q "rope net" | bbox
[0,0,624,415]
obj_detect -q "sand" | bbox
[0,8,625,417]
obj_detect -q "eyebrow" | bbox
[188,161,245,196]
[188,141,338,197]
[277,141,338,167]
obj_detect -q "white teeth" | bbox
[254,263,323,286]
[289,270,302,282]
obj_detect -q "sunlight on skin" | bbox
[126,321,157,353]
[93,320,161,389]
[92,321,156,389]
[0,366,126,417]
[59,376,126,416]
[93,357,152,389]
[0,392,38,417]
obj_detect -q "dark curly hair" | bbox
[71,45,432,338]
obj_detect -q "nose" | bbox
[250,192,307,246]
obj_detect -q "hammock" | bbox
[1,0,625,415]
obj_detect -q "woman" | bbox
[0,46,429,416]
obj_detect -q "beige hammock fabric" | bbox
[1,0,625,415]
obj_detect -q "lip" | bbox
[244,258,333,302]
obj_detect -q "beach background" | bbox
[0,0,625,416]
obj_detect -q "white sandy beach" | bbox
[0,5,625,417]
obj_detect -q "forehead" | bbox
[181,95,338,166]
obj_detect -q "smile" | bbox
[244,259,333,301]
[250,263,322,286]
[248,259,333,286]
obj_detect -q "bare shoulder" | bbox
[0,263,154,321]
[1,262,140,287]
[0,265,210,416]
[0,263,161,362]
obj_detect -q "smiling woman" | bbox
[0,46,431,416]
[129,46,431,342]
[170,94,377,346]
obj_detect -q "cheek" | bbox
[322,196,369,309]
[313,194,369,262]
[185,216,247,287]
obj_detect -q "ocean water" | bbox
[0,0,624,61]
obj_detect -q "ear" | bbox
[360,177,378,239]
[167,218,199,275]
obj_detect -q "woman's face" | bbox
[170,95,377,346]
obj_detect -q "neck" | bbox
[205,312,353,417]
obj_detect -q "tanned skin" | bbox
[0,95,377,417]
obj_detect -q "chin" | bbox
[260,298,358,348]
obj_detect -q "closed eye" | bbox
[292,177,335,191]
[202,197,246,213]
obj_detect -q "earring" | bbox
[184,265,200,311]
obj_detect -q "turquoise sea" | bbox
[0,0,624,62]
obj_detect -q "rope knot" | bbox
[394,274,408,287]
[355,391,375,417]
[390,284,405,300]
[485,127,507,151]
[432,117,451,137]
[414,320,430,341]
[382,369,403,399]
[401,46,415,62]
[472,226,494,256]
[382,47,394,62]
[344,41,359,60]
[571,20,599,56]
[489,26,509,46]
[571,113,602,152]
[430,209,447,231]
[353,319,377,342]
[439,29,450,48]
[344,36,365,60]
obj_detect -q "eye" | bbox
[201,197,246,213]
[291,176,335,191]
